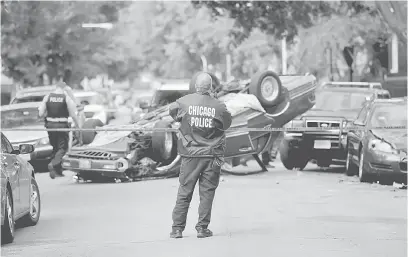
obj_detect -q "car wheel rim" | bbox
[359,152,364,178]
[260,77,279,101]
[7,193,13,234]
[163,132,173,160]
[30,182,39,219]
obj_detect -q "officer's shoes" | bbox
[196,228,213,238]
[48,163,56,179]
[170,230,183,239]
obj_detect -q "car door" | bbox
[348,104,370,163]
[1,134,22,215]
[9,137,31,213]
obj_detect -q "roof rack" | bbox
[322,82,383,89]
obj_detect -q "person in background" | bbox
[169,72,232,239]
[38,81,81,179]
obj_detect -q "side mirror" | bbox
[19,144,35,154]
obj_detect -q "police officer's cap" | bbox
[195,72,212,93]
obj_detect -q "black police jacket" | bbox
[169,92,232,158]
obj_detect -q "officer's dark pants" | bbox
[46,121,69,172]
[172,157,221,231]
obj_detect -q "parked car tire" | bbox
[151,121,178,165]
[17,177,41,227]
[189,72,221,93]
[81,119,104,145]
[279,139,308,170]
[345,147,357,176]
[358,148,372,183]
[1,187,14,244]
[249,70,283,107]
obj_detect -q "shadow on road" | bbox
[302,165,345,174]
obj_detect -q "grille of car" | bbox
[69,151,113,160]
[400,158,407,172]
[306,121,340,128]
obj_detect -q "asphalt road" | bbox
[2,161,407,257]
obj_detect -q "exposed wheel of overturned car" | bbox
[151,120,178,165]
[249,70,283,107]
[81,119,104,145]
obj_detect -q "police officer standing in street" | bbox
[38,81,81,179]
[169,72,232,239]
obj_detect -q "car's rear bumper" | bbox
[283,132,347,160]
[61,156,129,179]
[365,150,407,183]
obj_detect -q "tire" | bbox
[249,70,283,107]
[345,148,357,176]
[151,121,177,165]
[81,119,104,145]
[189,72,221,93]
[17,178,41,227]
[317,159,331,168]
[279,139,308,170]
[1,187,14,244]
[358,148,372,183]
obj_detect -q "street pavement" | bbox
[1,160,407,257]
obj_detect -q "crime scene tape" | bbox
[0,125,406,132]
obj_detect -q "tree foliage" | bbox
[1,1,129,85]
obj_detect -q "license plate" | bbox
[314,140,331,149]
[78,160,91,169]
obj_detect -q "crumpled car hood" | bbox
[371,129,407,151]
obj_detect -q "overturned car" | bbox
[62,71,317,182]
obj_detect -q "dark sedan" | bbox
[346,97,407,184]
[1,132,41,244]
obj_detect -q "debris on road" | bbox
[393,182,407,189]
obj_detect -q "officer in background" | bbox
[169,72,232,239]
[38,81,81,179]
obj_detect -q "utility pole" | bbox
[281,35,287,75]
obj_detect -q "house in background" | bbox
[376,1,407,97]
[383,32,407,97]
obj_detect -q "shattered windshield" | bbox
[314,91,370,111]
[1,108,43,128]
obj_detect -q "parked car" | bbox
[279,81,391,171]
[345,97,407,184]
[10,86,57,104]
[1,132,41,244]
[9,85,87,128]
[1,102,52,172]
[62,71,317,182]
[72,90,109,125]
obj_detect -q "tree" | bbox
[112,1,236,80]
[1,1,129,85]
[192,1,336,44]
[291,3,390,80]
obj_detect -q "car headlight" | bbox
[37,137,49,146]
[369,139,398,154]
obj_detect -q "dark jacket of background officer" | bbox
[169,72,232,239]
[38,81,80,179]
